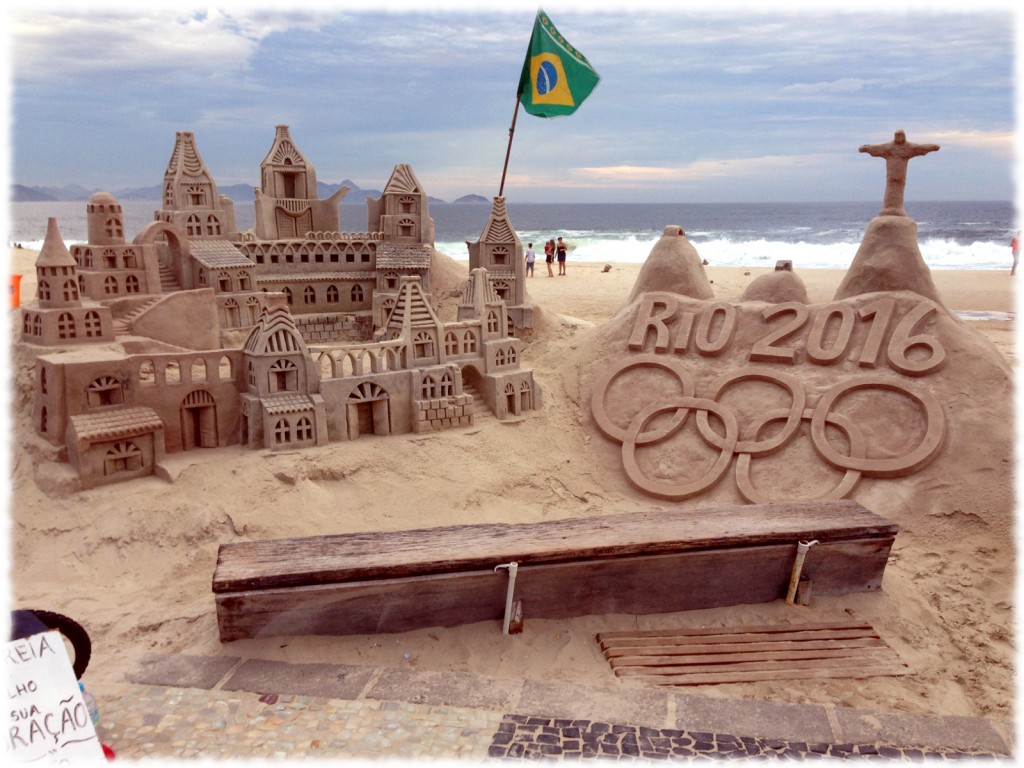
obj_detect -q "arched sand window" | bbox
[58,313,76,339]
[186,214,202,237]
[283,287,293,305]
[413,331,434,359]
[351,285,364,303]
[304,286,316,305]
[269,358,299,393]
[439,370,454,397]
[444,332,458,356]
[125,275,140,294]
[296,417,313,441]
[191,358,208,383]
[327,284,339,303]
[84,310,102,338]
[274,419,291,445]
[492,246,509,266]
[104,276,118,295]
[87,375,124,407]
[165,360,181,383]
[104,441,142,475]
[487,311,499,334]
[38,281,51,302]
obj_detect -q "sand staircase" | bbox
[112,296,162,336]
[462,382,492,422]
[159,264,182,293]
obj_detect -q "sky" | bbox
[3,0,1020,205]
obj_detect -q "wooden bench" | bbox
[212,500,898,642]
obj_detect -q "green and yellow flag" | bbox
[517,9,600,118]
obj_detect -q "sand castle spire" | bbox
[158,131,237,239]
[36,217,81,309]
[253,124,348,239]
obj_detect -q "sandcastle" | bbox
[17,125,539,490]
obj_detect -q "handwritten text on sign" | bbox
[5,630,103,762]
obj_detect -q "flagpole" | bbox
[498,96,522,198]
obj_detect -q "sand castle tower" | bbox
[458,266,511,340]
[239,294,327,450]
[367,163,436,245]
[369,164,436,326]
[383,276,446,366]
[85,191,125,246]
[22,218,114,345]
[156,131,238,239]
[253,125,348,239]
[465,196,532,330]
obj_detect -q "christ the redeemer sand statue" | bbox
[859,130,939,217]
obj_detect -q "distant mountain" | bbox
[451,194,489,204]
[12,184,59,202]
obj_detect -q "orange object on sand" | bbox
[9,274,22,308]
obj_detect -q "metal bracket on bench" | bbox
[494,561,519,635]
[786,539,818,605]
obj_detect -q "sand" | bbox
[5,246,1016,725]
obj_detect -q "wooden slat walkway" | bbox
[597,621,910,686]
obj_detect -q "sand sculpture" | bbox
[17,126,539,490]
[586,130,1004,505]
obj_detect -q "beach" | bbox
[5,245,1016,729]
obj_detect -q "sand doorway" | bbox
[346,382,390,439]
[180,389,218,450]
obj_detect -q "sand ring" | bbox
[696,368,806,456]
[621,397,738,500]
[590,354,696,445]
[735,408,865,504]
[810,375,945,478]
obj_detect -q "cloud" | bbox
[781,78,878,96]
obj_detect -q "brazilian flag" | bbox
[517,9,600,117]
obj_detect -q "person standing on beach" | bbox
[556,237,567,275]
[1012,234,1020,276]
[544,240,555,277]
[525,242,536,277]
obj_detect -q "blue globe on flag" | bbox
[536,61,558,95]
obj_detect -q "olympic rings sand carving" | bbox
[590,292,947,502]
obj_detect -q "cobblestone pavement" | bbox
[84,653,1012,762]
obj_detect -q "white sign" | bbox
[5,630,105,763]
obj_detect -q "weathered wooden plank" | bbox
[609,646,902,670]
[213,500,897,592]
[216,539,892,641]
[216,568,508,642]
[626,664,911,686]
[597,620,874,642]
[599,627,880,651]
[616,654,905,676]
[604,636,888,660]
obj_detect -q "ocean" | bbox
[8,199,1016,272]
